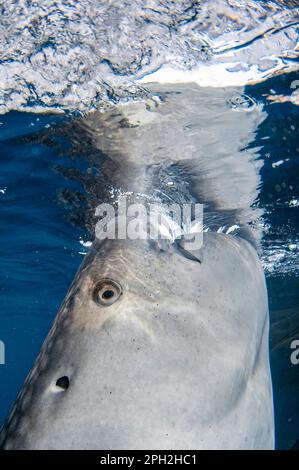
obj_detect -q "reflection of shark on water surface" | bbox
[1,0,299,450]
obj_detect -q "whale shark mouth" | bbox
[0,0,298,115]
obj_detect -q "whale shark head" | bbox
[0,232,273,449]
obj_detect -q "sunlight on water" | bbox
[0,0,298,114]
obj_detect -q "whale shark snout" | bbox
[0,234,274,450]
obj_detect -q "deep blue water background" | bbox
[0,112,86,431]
[0,73,299,449]
[249,74,299,450]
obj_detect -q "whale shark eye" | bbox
[93,279,122,306]
[102,289,114,300]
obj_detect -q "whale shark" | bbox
[0,235,273,450]
[0,83,274,449]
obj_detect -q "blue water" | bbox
[248,73,299,449]
[0,72,299,449]
[0,112,86,428]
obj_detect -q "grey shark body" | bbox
[0,84,274,449]
[1,235,273,450]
